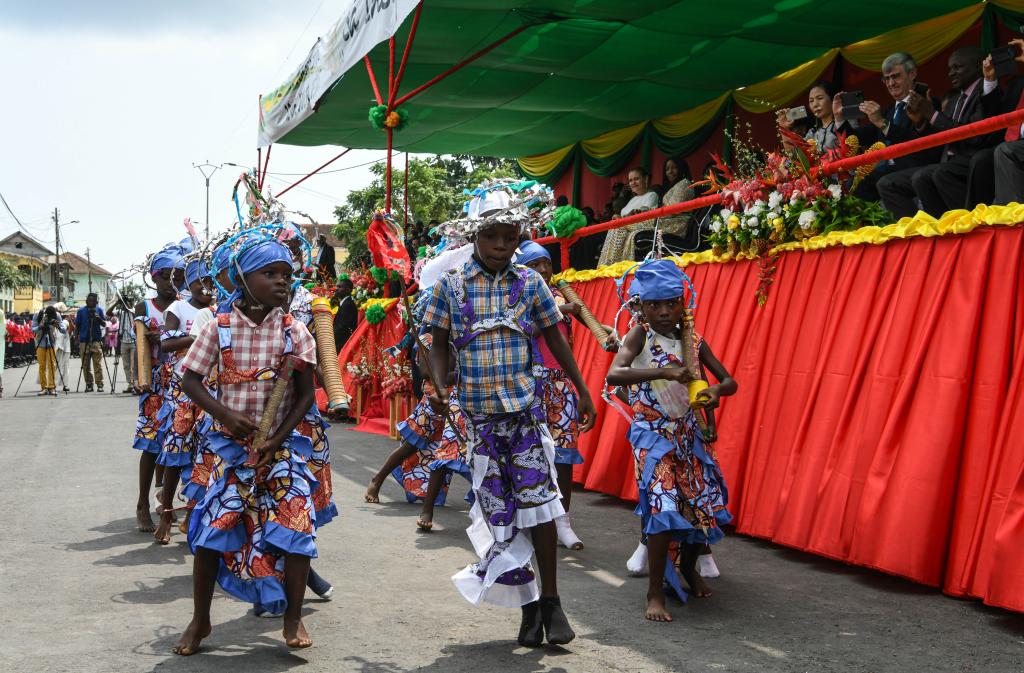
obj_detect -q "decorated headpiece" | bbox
[149,242,186,275]
[514,240,551,266]
[211,225,298,314]
[631,259,697,308]
[438,178,555,240]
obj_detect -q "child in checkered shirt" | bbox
[173,235,319,655]
[423,218,596,648]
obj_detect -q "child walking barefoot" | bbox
[422,180,596,646]
[154,260,214,544]
[133,244,185,532]
[606,260,736,622]
[174,232,320,654]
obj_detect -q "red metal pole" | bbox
[388,36,396,99]
[385,128,394,213]
[260,144,272,191]
[388,1,424,110]
[394,23,530,107]
[276,148,352,198]
[403,151,410,225]
[364,55,384,105]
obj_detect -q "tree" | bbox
[333,155,518,267]
[0,257,32,291]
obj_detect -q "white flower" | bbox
[768,191,783,209]
[790,194,802,206]
[719,208,733,221]
[827,184,842,201]
[798,209,817,230]
[745,216,759,229]
[710,217,722,232]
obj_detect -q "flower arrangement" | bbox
[345,356,375,388]
[380,358,413,399]
[704,131,891,258]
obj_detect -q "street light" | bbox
[193,161,221,240]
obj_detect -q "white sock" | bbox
[555,514,584,549]
[626,540,649,576]
[697,552,720,578]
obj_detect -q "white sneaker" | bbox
[697,552,720,578]
[555,514,584,550]
[626,540,648,576]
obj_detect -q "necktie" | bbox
[952,92,968,123]
[1006,88,1024,142]
[892,101,905,126]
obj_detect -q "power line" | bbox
[233,151,400,177]
[0,189,50,244]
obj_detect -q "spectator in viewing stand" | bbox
[316,234,336,283]
[876,46,1001,218]
[835,52,941,203]
[332,278,358,355]
[598,167,659,266]
[635,156,696,259]
[777,80,840,151]
[968,39,1024,207]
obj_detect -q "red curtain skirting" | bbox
[339,225,1024,611]
[568,224,1024,612]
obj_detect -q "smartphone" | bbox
[786,106,808,121]
[841,90,865,119]
[991,45,1020,78]
[913,81,929,97]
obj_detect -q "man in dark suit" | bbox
[835,52,941,204]
[332,278,358,354]
[967,39,1024,206]
[877,47,1001,218]
[316,234,336,283]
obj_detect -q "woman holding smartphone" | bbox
[776,80,839,151]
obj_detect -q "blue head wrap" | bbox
[184,259,209,288]
[633,260,684,301]
[219,238,293,314]
[150,243,185,275]
[515,240,551,266]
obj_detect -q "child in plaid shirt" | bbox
[174,235,319,655]
[423,214,596,648]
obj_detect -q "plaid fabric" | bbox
[182,306,316,431]
[422,257,561,415]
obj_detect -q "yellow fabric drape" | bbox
[552,204,1024,283]
[652,92,731,137]
[580,121,647,159]
[517,143,575,180]
[733,49,839,113]
[993,0,1024,12]
[842,4,985,70]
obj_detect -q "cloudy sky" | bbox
[0,1,390,277]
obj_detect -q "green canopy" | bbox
[266,0,984,158]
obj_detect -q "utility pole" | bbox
[193,161,221,240]
[53,208,61,302]
[86,247,93,293]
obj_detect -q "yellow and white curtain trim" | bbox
[552,204,1024,283]
[519,1,1008,177]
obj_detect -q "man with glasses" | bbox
[875,47,1001,218]
[834,52,941,203]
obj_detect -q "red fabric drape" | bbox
[564,225,1024,612]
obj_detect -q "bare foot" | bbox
[136,506,156,533]
[364,478,382,503]
[178,509,191,535]
[416,510,433,531]
[283,617,313,649]
[154,511,173,545]
[173,618,211,655]
[681,564,713,598]
[645,592,673,622]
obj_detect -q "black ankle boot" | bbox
[518,601,543,647]
[540,596,575,645]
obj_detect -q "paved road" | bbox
[1,362,1022,673]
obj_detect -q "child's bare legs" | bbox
[365,442,418,503]
[645,532,672,622]
[679,543,712,598]
[554,463,583,550]
[283,554,313,648]
[154,467,180,544]
[137,452,157,532]
[155,464,165,489]
[417,466,448,530]
[173,547,218,655]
